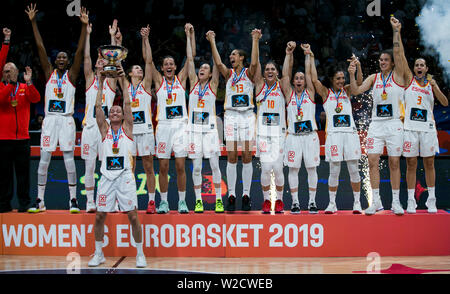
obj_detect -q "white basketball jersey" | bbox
[155,76,188,122]
[404,77,436,132]
[286,89,318,134]
[225,68,255,111]
[188,81,217,132]
[83,77,115,128]
[128,82,153,134]
[323,88,357,133]
[256,81,286,137]
[371,72,405,121]
[100,126,134,180]
[44,70,76,116]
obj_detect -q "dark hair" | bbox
[126,65,143,81]
[324,64,345,88]
[414,57,427,66]
[380,49,394,62]
[161,55,176,66]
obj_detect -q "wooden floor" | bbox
[1,255,449,274]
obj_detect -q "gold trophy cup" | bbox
[98,45,128,77]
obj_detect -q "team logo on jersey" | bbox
[132,111,146,124]
[262,113,280,126]
[166,106,183,119]
[288,151,295,163]
[231,94,249,107]
[376,104,393,117]
[106,156,124,170]
[48,100,66,113]
[410,108,427,122]
[403,141,412,153]
[192,111,210,125]
[43,136,50,147]
[333,115,351,128]
[83,144,90,155]
[331,145,338,157]
[157,142,166,154]
[294,120,312,134]
[98,195,107,207]
[367,138,374,149]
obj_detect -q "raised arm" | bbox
[391,16,412,85]
[430,78,449,107]
[210,58,220,94]
[206,30,229,79]
[177,23,195,88]
[95,73,108,139]
[301,44,316,101]
[348,60,375,96]
[309,48,328,99]
[184,24,198,91]
[141,25,153,90]
[25,3,52,80]
[109,19,119,45]
[68,7,89,83]
[117,66,133,136]
[247,28,262,82]
[0,28,11,73]
[84,23,94,88]
[280,41,295,103]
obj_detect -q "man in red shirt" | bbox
[0,62,40,212]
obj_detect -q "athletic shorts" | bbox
[132,132,155,157]
[403,129,439,158]
[187,130,221,159]
[325,131,362,162]
[81,125,101,160]
[155,121,188,159]
[40,115,76,152]
[256,135,285,163]
[284,131,320,168]
[366,120,403,156]
[96,171,137,213]
[224,110,256,142]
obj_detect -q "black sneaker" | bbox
[227,195,236,211]
[70,199,80,214]
[242,195,251,211]
[308,202,319,214]
[290,202,301,214]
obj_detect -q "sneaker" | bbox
[275,199,284,213]
[86,200,96,213]
[365,199,384,215]
[178,200,189,214]
[194,200,204,213]
[324,202,337,214]
[70,199,80,214]
[391,201,404,215]
[157,200,169,214]
[290,202,301,214]
[136,254,147,268]
[426,197,437,214]
[242,195,251,211]
[352,201,362,214]
[146,200,156,214]
[406,199,417,214]
[227,195,236,211]
[88,252,105,267]
[262,199,271,214]
[215,199,224,213]
[28,198,46,213]
[308,202,319,214]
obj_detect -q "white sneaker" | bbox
[86,200,97,213]
[352,201,362,214]
[364,199,384,215]
[391,201,404,215]
[136,254,147,268]
[426,197,437,214]
[406,199,417,214]
[28,199,46,213]
[88,252,105,267]
[324,202,337,214]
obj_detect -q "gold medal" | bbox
[297,114,303,121]
[57,93,64,99]
[335,107,342,113]
[381,92,388,100]
[131,100,139,108]
[11,100,18,107]
[112,147,119,154]
[166,98,173,105]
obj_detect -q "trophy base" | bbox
[103,66,118,78]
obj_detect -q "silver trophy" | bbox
[98,45,128,77]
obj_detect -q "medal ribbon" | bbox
[112,127,122,149]
[56,71,67,94]
[381,71,393,94]
[198,82,209,100]
[294,89,306,117]
[260,82,277,105]
[10,82,19,101]
[130,82,141,102]
[231,67,246,87]
[330,88,343,110]
[166,77,175,98]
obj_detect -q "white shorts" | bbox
[40,115,76,152]
[256,135,285,163]
[81,125,101,160]
[224,110,256,142]
[403,130,439,157]
[96,171,138,213]
[366,120,403,156]
[284,132,320,168]
[132,132,155,157]
[187,130,221,159]
[325,132,361,162]
[155,121,188,159]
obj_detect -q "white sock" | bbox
[135,242,144,256]
[148,192,155,202]
[428,186,435,199]
[329,191,336,204]
[353,191,360,203]
[392,189,400,203]
[38,185,46,201]
[407,189,415,201]
[95,241,103,255]
[242,162,253,195]
[372,188,380,203]
[215,186,221,200]
[226,162,237,196]
[179,191,186,201]
[69,185,77,200]
[160,192,168,202]
[291,191,299,204]
[194,188,202,200]
[309,190,316,204]
[263,190,270,201]
[276,190,283,201]
[86,190,94,203]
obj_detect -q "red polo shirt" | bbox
[0,82,41,140]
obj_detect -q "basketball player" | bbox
[310,51,363,214]
[388,17,448,213]
[25,4,88,213]
[186,26,223,213]
[206,29,259,211]
[149,23,196,214]
[281,42,319,214]
[349,17,409,216]
[88,66,146,268]
[81,22,116,213]
[119,25,156,214]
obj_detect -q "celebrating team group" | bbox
[24,5,448,222]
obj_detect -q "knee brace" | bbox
[328,161,341,188]
[306,167,318,189]
[192,158,203,186]
[288,168,299,190]
[209,156,222,184]
[63,151,77,185]
[347,160,361,183]
[84,159,96,188]
[38,151,52,185]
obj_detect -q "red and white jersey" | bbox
[155,76,188,123]
[127,82,153,134]
[371,72,405,121]
[404,77,436,132]
[100,126,134,180]
[83,77,115,128]
[256,81,286,137]
[286,89,317,135]
[323,88,357,133]
[44,70,76,116]
[225,67,255,111]
[188,81,217,133]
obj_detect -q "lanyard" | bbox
[10,82,19,99]
[130,81,141,101]
[166,77,175,96]
[112,127,122,148]
[330,88,343,109]
[260,82,277,104]
[231,68,245,87]
[381,71,393,93]
[198,82,209,99]
[56,71,66,92]
[294,89,306,115]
